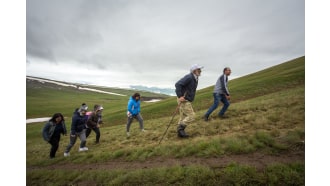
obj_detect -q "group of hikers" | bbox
[42,64,231,159]
[42,103,105,158]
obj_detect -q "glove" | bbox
[127,111,132,118]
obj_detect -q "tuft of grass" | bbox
[219,163,264,185]
[265,163,305,185]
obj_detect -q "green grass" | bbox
[27,163,304,186]
[27,56,305,185]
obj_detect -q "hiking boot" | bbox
[64,152,70,157]
[79,147,88,152]
[177,124,189,138]
[202,115,209,121]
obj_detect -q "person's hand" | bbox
[71,134,76,137]
[226,95,231,100]
[179,96,186,102]
[97,124,100,128]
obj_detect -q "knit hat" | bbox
[78,104,88,112]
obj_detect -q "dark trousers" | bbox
[86,127,100,143]
[48,136,60,158]
[205,93,230,117]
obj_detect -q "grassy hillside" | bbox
[26,56,305,185]
[26,78,170,124]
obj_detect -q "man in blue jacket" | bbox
[175,64,203,138]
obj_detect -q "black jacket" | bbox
[175,73,198,102]
[70,112,87,135]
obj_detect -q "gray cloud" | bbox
[26,0,305,89]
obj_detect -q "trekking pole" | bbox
[158,103,181,145]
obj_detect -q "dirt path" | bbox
[28,150,304,171]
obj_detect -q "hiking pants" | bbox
[126,113,144,132]
[65,129,87,153]
[177,98,195,126]
[86,127,100,143]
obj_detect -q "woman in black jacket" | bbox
[42,113,67,159]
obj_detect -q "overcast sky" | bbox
[26,0,305,90]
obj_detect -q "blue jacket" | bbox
[42,121,67,141]
[175,73,198,102]
[70,112,87,135]
[127,96,141,116]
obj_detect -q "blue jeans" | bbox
[205,93,230,117]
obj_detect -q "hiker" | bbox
[126,93,145,137]
[203,67,232,121]
[86,104,104,144]
[42,113,67,159]
[175,64,203,138]
[64,104,89,157]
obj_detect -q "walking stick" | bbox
[158,103,181,145]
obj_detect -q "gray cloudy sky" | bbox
[26,0,305,90]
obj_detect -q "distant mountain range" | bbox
[26,76,175,96]
[130,85,175,96]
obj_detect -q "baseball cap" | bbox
[190,64,204,72]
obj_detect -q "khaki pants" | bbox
[177,98,195,126]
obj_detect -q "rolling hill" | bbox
[27,56,305,185]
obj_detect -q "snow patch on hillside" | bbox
[26,117,50,124]
[27,76,126,96]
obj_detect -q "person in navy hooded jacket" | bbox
[64,104,89,157]
[126,93,145,137]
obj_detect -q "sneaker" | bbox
[141,129,145,132]
[79,147,89,152]
[64,152,70,157]
[126,132,130,137]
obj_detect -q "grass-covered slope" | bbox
[26,56,305,185]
